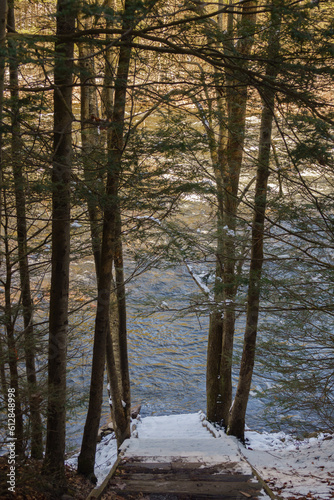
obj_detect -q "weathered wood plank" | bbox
[99,453,263,498]
[102,494,256,500]
[118,461,241,473]
[107,478,261,496]
[119,461,173,471]
[115,471,255,483]
[170,461,240,471]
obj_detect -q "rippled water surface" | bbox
[128,266,208,417]
[66,259,268,452]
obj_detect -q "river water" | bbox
[65,187,330,452]
[66,251,266,453]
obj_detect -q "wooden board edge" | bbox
[235,437,284,500]
[248,463,284,500]
[86,454,122,500]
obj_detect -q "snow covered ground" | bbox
[67,412,334,499]
[243,428,334,500]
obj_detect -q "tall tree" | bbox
[206,0,257,427]
[43,0,75,482]
[0,0,7,251]
[2,191,25,456]
[78,0,130,453]
[103,0,131,447]
[228,7,281,438]
[77,0,135,481]
[250,0,334,434]
[7,0,43,458]
[0,0,8,399]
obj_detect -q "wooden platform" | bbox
[88,423,274,500]
[100,458,263,499]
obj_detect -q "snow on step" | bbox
[120,412,252,475]
[119,438,251,472]
[136,412,211,439]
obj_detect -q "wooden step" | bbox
[101,460,262,499]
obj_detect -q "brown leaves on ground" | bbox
[265,473,334,499]
[0,455,94,499]
[287,496,334,500]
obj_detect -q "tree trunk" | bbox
[0,0,6,389]
[113,209,131,434]
[102,0,129,410]
[78,10,103,273]
[8,1,43,459]
[0,0,7,259]
[3,192,24,456]
[43,0,75,482]
[101,0,116,120]
[219,0,257,428]
[78,0,133,481]
[206,83,227,424]
[79,1,129,449]
[78,11,127,446]
[227,102,273,440]
[207,0,257,427]
[228,6,281,440]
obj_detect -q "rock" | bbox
[103,429,113,437]
[97,404,141,442]
[97,421,114,442]
[131,404,141,419]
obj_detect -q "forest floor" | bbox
[0,454,93,499]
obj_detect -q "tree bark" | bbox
[78,9,103,273]
[77,0,133,481]
[228,6,281,440]
[206,0,257,427]
[3,192,24,456]
[0,0,7,402]
[79,0,130,452]
[218,0,257,428]
[8,1,43,459]
[78,8,128,448]
[43,0,75,481]
[0,0,7,260]
[101,0,116,120]
[101,1,129,412]
[228,102,273,440]
[206,82,227,424]
[113,208,131,436]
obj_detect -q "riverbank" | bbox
[67,412,334,500]
[1,412,332,498]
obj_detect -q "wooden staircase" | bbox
[90,437,267,499]
[101,457,262,499]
